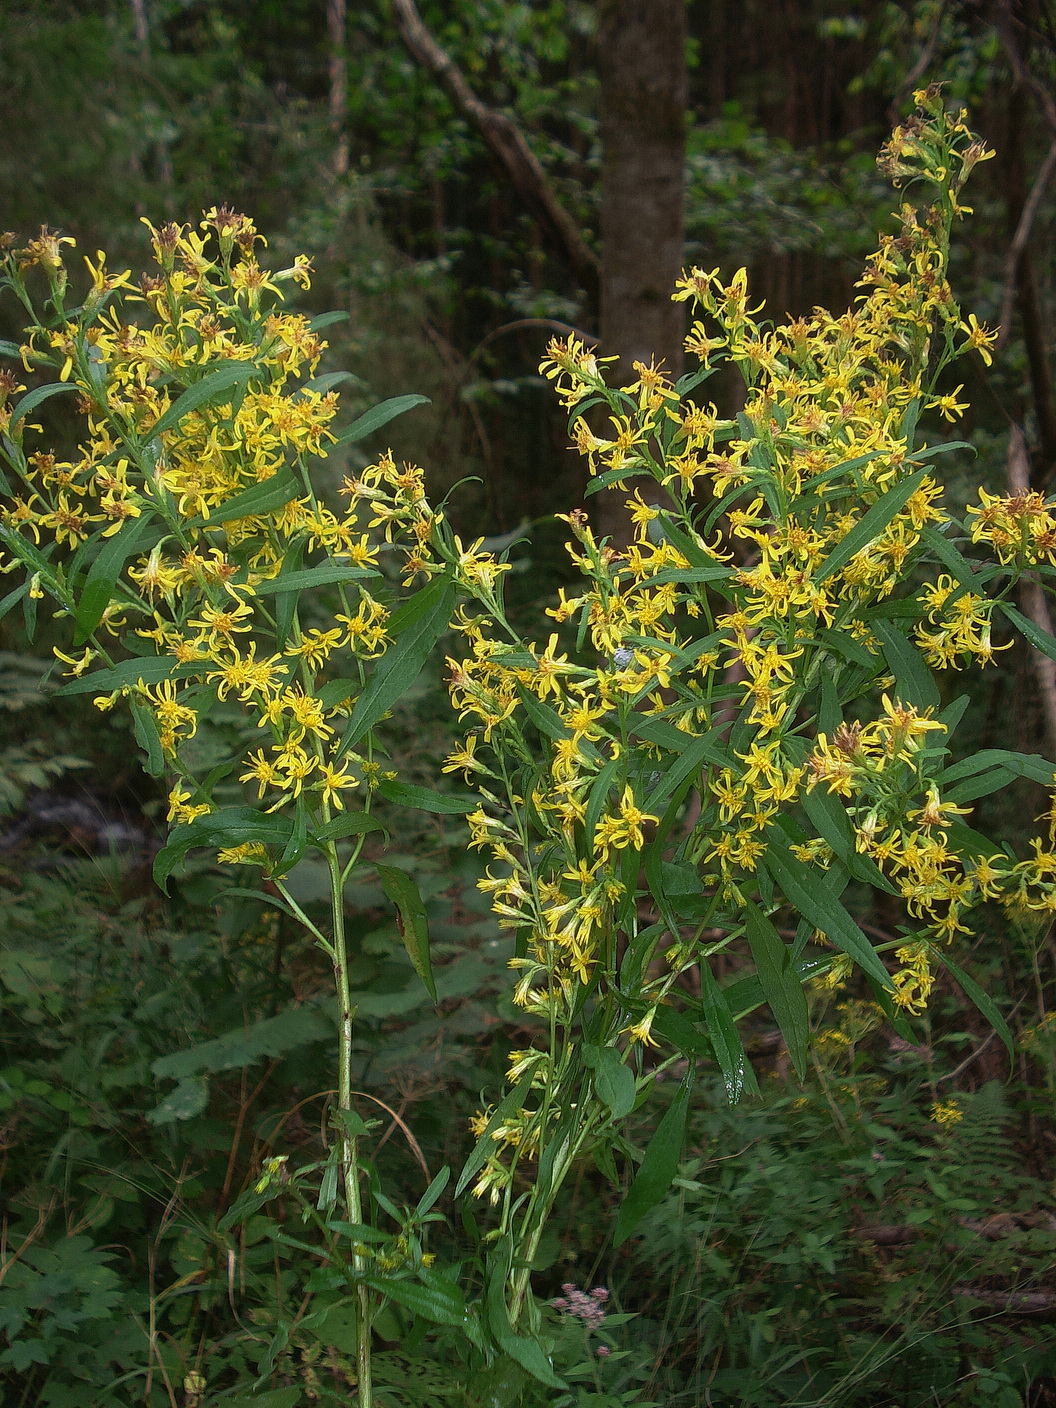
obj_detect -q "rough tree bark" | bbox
[595,0,688,543]
[328,0,349,177]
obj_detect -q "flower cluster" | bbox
[442,91,1056,1200]
[552,1283,609,1329]
[0,211,444,860]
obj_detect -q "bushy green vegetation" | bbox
[2,3,1056,1405]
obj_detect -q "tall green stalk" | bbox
[328,847,373,1406]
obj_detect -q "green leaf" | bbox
[146,1076,209,1124]
[940,748,1055,797]
[647,726,732,804]
[130,699,164,777]
[799,780,896,893]
[764,837,891,988]
[9,381,80,430]
[1001,602,1056,663]
[455,1070,535,1199]
[743,900,809,1080]
[334,393,430,445]
[589,1046,637,1119]
[872,618,940,711]
[376,778,477,814]
[415,1166,451,1217]
[484,1244,565,1387]
[73,514,156,646]
[649,1006,715,1061]
[698,962,759,1103]
[937,953,1014,1063]
[154,807,293,891]
[253,561,379,594]
[0,339,20,357]
[308,311,350,332]
[339,574,455,752]
[152,1005,331,1080]
[309,812,385,844]
[56,655,200,697]
[146,360,259,442]
[613,1068,693,1246]
[299,371,356,395]
[185,470,302,529]
[815,467,929,583]
[364,1271,468,1329]
[377,863,435,1002]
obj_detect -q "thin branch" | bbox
[888,0,947,124]
[996,136,1056,348]
[390,0,599,297]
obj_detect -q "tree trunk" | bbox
[328,0,349,177]
[596,0,688,542]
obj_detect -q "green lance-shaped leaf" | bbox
[484,1239,566,1387]
[415,1165,451,1218]
[814,466,929,584]
[1001,602,1056,664]
[184,470,302,529]
[252,561,379,594]
[698,961,760,1103]
[937,952,1015,1064]
[454,1070,536,1199]
[742,899,809,1080]
[376,778,477,814]
[154,807,293,892]
[939,748,1056,804]
[152,1005,331,1079]
[763,837,892,989]
[130,698,165,776]
[146,359,260,443]
[363,1269,470,1330]
[9,380,80,431]
[146,1076,210,1125]
[56,656,201,697]
[333,393,430,446]
[308,310,350,332]
[309,812,386,845]
[338,573,455,754]
[377,862,435,1002]
[613,1066,694,1247]
[872,618,940,712]
[73,513,157,646]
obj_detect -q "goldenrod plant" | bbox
[2,89,1056,1400]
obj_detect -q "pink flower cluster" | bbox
[552,1283,609,1329]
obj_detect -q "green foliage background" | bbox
[1,1,1056,1404]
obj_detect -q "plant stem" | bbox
[327,848,373,1407]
